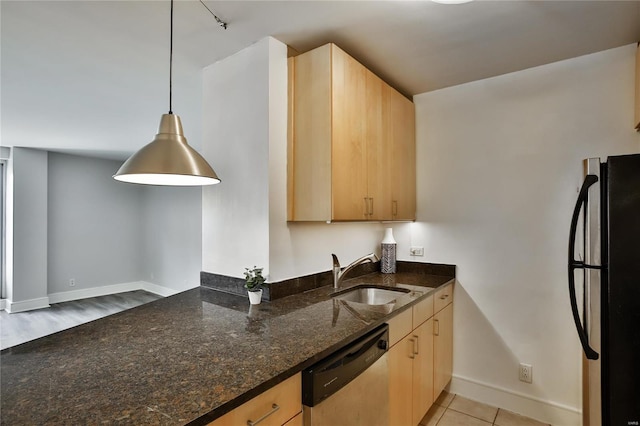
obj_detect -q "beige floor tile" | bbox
[494,409,550,426]
[419,404,446,426]
[437,409,493,426]
[448,396,498,423]
[434,390,455,407]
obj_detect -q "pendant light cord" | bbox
[169,0,173,114]
[168,0,226,115]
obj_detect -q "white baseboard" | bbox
[449,375,581,426]
[141,282,182,297]
[5,296,51,313]
[48,281,179,304]
[0,299,5,310]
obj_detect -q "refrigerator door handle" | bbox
[568,174,599,360]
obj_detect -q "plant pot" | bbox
[248,289,263,305]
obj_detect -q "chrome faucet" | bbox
[332,253,379,289]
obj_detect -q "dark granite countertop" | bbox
[0,271,454,425]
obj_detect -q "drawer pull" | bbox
[440,294,449,300]
[247,403,280,426]
[434,319,440,336]
[408,338,416,359]
[413,335,419,355]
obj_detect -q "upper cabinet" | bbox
[288,43,416,222]
[635,42,639,131]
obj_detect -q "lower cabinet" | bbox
[388,298,434,426]
[411,318,434,425]
[388,284,454,426]
[207,373,302,426]
[434,302,453,397]
[283,412,303,426]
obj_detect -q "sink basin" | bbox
[333,286,410,305]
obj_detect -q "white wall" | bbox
[47,152,143,294]
[142,186,202,292]
[9,148,49,310]
[4,150,198,310]
[202,37,385,281]
[201,38,272,278]
[390,44,639,424]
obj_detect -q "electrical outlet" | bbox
[410,247,424,256]
[519,363,532,383]
[69,278,76,287]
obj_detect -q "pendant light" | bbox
[114,0,220,186]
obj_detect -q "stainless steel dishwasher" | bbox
[302,324,389,426]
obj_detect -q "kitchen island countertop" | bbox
[0,271,454,425]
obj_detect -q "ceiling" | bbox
[2,0,639,159]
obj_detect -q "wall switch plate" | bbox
[410,247,424,256]
[519,363,533,383]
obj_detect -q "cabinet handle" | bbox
[408,338,415,359]
[440,294,449,300]
[392,200,398,216]
[247,403,280,426]
[364,197,369,216]
[369,198,374,216]
[434,319,440,336]
[413,334,419,355]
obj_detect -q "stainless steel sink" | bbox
[333,286,410,305]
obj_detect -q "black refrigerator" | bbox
[569,153,640,426]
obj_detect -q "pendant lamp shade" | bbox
[113,114,220,186]
[113,0,220,187]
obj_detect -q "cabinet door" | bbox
[434,303,454,397]
[388,88,416,221]
[290,44,332,221]
[366,70,392,220]
[331,45,368,220]
[208,373,301,426]
[388,334,414,426]
[283,412,303,426]
[412,318,434,425]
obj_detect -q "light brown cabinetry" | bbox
[411,318,435,425]
[388,284,454,425]
[207,373,302,426]
[635,42,639,131]
[283,412,303,426]
[388,87,416,220]
[433,286,454,398]
[388,295,434,426]
[288,43,415,222]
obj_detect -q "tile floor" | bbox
[419,391,550,426]
[0,290,162,349]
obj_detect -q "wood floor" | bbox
[0,290,162,350]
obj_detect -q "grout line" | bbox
[446,406,496,424]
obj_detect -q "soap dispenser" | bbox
[381,228,396,274]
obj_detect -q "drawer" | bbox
[388,307,413,347]
[208,373,301,426]
[283,412,302,426]
[434,282,454,313]
[412,294,434,329]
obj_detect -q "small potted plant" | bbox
[244,266,266,305]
